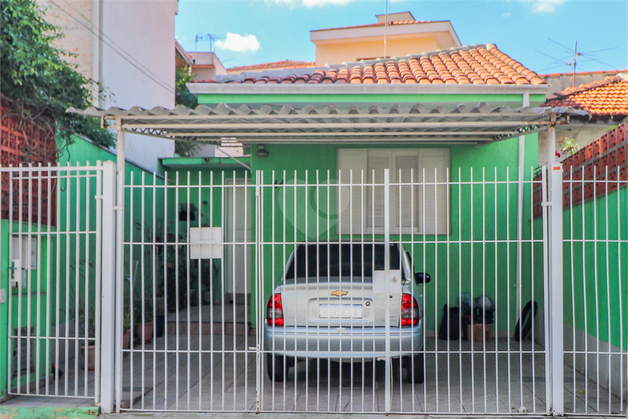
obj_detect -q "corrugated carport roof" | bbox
[68,102,589,145]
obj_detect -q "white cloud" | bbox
[503,12,512,17]
[522,0,567,12]
[215,32,261,53]
[302,0,354,6]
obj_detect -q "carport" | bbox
[20,101,619,416]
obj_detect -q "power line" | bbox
[48,0,175,97]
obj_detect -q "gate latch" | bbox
[9,259,23,288]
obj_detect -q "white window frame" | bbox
[336,148,450,235]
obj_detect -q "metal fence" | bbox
[2,163,627,416]
[119,167,556,415]
[2,162,111,402]
[562,169,628,415]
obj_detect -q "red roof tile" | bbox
[227,60,315,72]
[544,75,628,116]
[201,44,545,86]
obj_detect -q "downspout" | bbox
[515,93,530,323]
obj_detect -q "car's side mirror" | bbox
[414,272,431,284]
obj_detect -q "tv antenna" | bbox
[195,33,217,52]
[536,39,616,88]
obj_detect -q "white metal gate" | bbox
[562,169,628,415]
[4,162,626,417]
[1,162,113,402]
[117,166,614,416]
[254,167,552,415]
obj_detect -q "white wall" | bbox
[564,327,627,401]
[100,0,178,172]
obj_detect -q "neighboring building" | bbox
[543,73,628,152]
[176,41,228,81]
[227,60,316,75]
[221,11,461,76]
[540,69,627,96]
[311,11,461,65]
[39,0,178,172]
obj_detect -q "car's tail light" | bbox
[401,293,420,326]
[266,293,284,326]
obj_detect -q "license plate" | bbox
[319,304,363,318]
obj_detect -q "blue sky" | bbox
[175,0,628,75]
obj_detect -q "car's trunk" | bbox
[278,243,405,328]
[279,280,401,328]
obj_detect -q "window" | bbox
[337,149,450,235]
[284,243,401,284]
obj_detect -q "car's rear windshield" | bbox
[284,243,401,284]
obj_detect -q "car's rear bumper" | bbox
[263,322,423,361]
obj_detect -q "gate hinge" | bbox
[255,185,260,197]
[95,195,104,200]
[541,201,551,207]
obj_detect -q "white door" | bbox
[224,180,252,301]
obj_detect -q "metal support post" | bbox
[383,168,391,414]
[114,124,126,412]
[100,161,116,413]
[548,118,564,416]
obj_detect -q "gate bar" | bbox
[113,123,126,413]
[549,161,564,416]
[100,161,116,413]
[383,168,391,414]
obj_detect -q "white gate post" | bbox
[549,159,564,415]
[100,161,116,413]
[383,168,391,414]
[114,124,126,412]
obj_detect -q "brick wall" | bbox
[533,121,628,218]
[0,100,57,225]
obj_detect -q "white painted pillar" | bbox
[383,168,391,414]
[516,94,530,319]
[114,124,126,412]
[100,161,116,413]
[548,119,564,416]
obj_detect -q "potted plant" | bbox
[134,295,154,344]
[154,296,166,337]
[78,304,97,370]
[122,312,131,349]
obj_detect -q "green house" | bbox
[145,43,578,333]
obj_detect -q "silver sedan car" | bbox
[264,242,430,383]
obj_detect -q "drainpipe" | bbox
[515,94,530,324]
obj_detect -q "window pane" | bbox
[284,243,400,284]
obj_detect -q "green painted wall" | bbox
[1,221,9,399]
[165,135,541,332]
[0,221,54,399]
[158,168,250,307]
[561,186,628,350]
[246,136,540,331]
[0,137,166,400]
[197,93,547,107]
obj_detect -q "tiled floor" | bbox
[2,304,626,416]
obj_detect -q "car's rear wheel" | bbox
[404,354,424,383]
[267,354,291,382]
